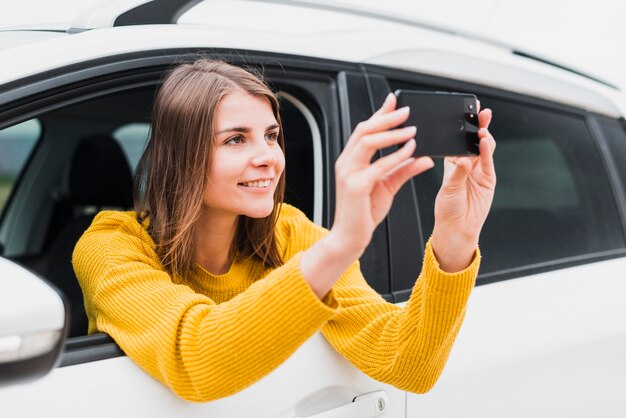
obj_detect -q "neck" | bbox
[194,209,239,275]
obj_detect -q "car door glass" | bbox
[412,98,624,275]
[0,119,41,217]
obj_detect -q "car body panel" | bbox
[0,333,405,418]
[407,256,626,416]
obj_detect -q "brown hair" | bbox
[134,60,286,277]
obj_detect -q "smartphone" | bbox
[394,89,480,157]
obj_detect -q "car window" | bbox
[0,119,41,217]
[2,78,322,339]
[411,97,625,276]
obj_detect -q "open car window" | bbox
[0,78,321,340]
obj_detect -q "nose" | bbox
[250,139,278,167]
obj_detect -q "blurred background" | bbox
[2,0,625,91]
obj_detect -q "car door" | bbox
[363,65,626,417]
[0,50,405,417]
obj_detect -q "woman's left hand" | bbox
[431,106,496,272]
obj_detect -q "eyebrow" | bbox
[217,124,280,135]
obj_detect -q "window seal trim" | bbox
[393,249,626,303]
[278,91,323,225]
[60,333,124,367]
[477,248,626,286]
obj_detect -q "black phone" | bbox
[394,89,480,157]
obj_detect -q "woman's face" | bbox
[203,90,285,220]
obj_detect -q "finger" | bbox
[343,106,410,154]
[478,127,496,153]
[478,108,492,130]
[355,106,410,137]
[353,126,417,163]
[371,92,397,117]
[367,138,417,175]
[382,156,435,194]
[478,128,496,176]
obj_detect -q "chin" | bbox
[243,204,275,219]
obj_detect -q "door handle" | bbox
[296,390,389,418]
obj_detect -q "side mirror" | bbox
[0,257,68,388]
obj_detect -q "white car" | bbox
[1,1,626,417]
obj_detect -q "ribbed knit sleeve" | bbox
[321,238,479,393]
[72,211,338,402]
[276,204,479,393]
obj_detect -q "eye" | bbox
[225,135,244,145]
[266,131,279,142]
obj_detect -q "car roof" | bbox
[1,0,624,117]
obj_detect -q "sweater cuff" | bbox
[422,238,480,294]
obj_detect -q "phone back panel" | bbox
[395,90,479,157]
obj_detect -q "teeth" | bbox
[242,180,271,188]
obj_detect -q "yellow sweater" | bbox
[72,203,479,402]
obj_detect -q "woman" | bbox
[73,60,496,402]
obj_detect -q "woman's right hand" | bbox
[300,93,434,298]
[329,93,435,258]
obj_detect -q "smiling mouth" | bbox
[239,180,272,188]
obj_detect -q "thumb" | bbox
[442,156,473,189]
